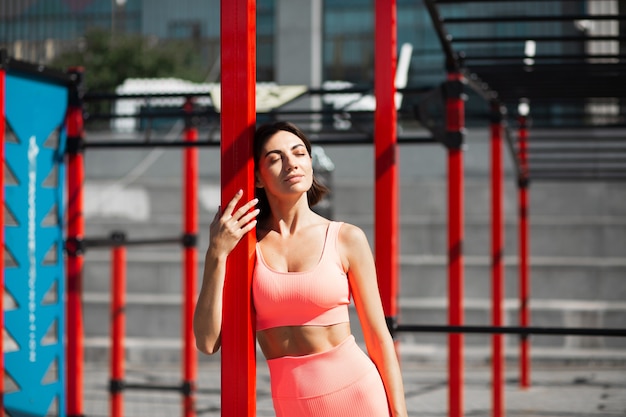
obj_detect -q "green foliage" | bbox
[50,28,206,93]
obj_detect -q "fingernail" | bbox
[252,198,259,204]
[237,189,243,195]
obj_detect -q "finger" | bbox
[237,208,260,226]
[240,219,258,235]
[223,189,243,217]
[233,198,259,221]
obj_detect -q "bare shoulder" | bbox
[337,222,372,271]
[337,222,368,246]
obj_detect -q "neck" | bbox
[265,194,315,235]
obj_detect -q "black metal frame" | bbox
[423,0,626,182]
[0,48,76,88]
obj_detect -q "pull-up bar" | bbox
[396,324,626,337]
[79,134,437,149]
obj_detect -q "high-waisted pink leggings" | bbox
[266,335,390,417]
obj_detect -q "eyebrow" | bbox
[264,143,306,158]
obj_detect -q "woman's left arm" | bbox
[339,224,408,417]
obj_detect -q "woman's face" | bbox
[255,130,313,199]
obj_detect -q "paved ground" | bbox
[82,350,626,417]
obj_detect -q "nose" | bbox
[284,154,298,171]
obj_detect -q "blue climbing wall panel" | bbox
[3,69,68,417]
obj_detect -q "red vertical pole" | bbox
[445,71,465,417]
[518,114,531,389]
[110,237,127,417]
[374,0,399,342]
[490,103,505,417]
[65,68,85,417]
[220,1,257,416]
[0,66,5,415]
[182,97,198,417]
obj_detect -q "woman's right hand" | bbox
[208,189,259,258]
[195,189,258,355]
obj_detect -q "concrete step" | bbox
[83,251,204,295]
[80,139,626,217]
[83,177,626,220]
[398,254,626,301]
[83,335,626,365]
[81,290,626,351]
[84,215,626,262]
[82,335,626,366]
[83,180,220,222]
[332,179,626,218]
[396,297,626,350]
[82,179,626,259]
[348,216,626,258]
[84,293,186,340]
[82,251,626,302]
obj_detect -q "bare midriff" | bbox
[257,322,352,360]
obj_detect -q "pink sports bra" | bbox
[252,221,351,331]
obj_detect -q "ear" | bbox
[255,172,264,188]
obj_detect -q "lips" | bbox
[284,174,304,183]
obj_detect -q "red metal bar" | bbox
[220,1,257,416]
[182,97,198,417]
[490,104,505,417]
[110,244,127,417]
[0,66,5,415]
[445,72,465,417]
[65,68,85,417]
[518,115,531,389]
[374,0,399,338]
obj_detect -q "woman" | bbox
[193,121,408,417]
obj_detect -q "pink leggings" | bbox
[266,335,390,417]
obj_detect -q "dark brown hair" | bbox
[253,121,329,219]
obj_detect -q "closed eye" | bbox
[264,143,308,162]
